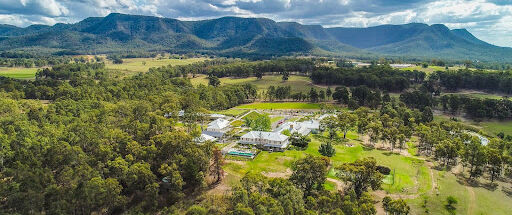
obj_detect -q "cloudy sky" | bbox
[1,0,511,46]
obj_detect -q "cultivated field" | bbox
[0,67,40,79]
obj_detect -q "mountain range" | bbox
[1,13,511,62]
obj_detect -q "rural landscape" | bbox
[2,1,512,215]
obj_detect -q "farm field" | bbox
[235,102,321,109]
[401,65,465,74]
[190,74,325,93]
[105,57,206,75]
[0,67,40,79]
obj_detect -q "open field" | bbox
[0,67,40,79]
[105,57,206,74]
[401,65,465,74]
[474,120,512,137]
[190,75,325,93]
[444,90,512,100]
[235,102,321,109]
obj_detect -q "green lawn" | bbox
[475,120,512,137]
[236,102,321,110]
[105,57,206,75]
[212,108,248,117]
[190,75,325,93]
[0,67,39,79]
[270,116,284,124]
[223,128,512,214]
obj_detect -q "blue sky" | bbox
[1,0,511,47]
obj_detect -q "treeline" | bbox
[310,65,425,92]
[0,56,73,68]
[439,94,512,119]
[400,90,512,120]
[0,62,255,110]
[434,70,512,94]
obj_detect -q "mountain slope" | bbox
[0,13,511,62]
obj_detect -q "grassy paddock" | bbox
[105,57,206,74]
[236,102,321,110]
[0,67,39,79]
[190,75,325,93]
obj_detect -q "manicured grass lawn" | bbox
[224,130,430,194]
[223,126,512,214]
[0,67,39,79]
[236,102,321,110]
[270,116,284,124]
[212,108,248,117]
[105,57,205,74]
[190,75,325,93]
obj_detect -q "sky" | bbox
[0,0,511,47]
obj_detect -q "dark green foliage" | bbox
[290,155,330,196]
[318,142,335,157]
[311,65,413,92]
[336,157,384,198]
[290,132,311,148]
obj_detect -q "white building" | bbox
[276,120,320,136]
[203,118,231,138]
[194,133,218,143]
[240,131,289,152]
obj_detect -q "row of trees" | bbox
[310,65,421,92]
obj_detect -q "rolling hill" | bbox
[1,13,511,62]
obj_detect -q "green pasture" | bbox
[190,75,325,93]
[105,57,206,74]
[0,67,39,79]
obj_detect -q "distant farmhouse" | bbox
[240,131,289,152]
[202,118,231,139]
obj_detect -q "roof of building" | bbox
[202,130,225,138]
[275,120,319,136]
[241,131,288,142]
[194,133,217,143]
[208,118,230,130]
[210,113,226,119]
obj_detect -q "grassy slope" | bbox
[0,67,39,79]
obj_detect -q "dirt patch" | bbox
[326,178,346,191]
[207,172,232,196]
[261,168,292,178]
